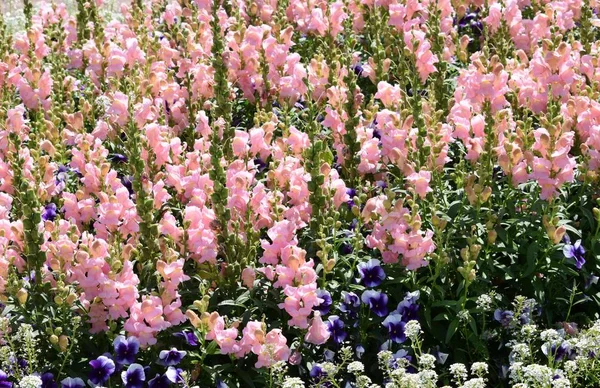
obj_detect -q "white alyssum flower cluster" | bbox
[404,320,422,341]
[19,375,43,388]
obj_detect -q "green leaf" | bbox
[445,319,459,343]
[524,242,539,277]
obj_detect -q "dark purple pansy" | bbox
[110,154,128,163]
[357,259,386,288]
[114,336,140,365]
[383,314,406,343]
[326,315,347,345]
[397,291,420,322]
[352,63,364,77]
[315,289,332,315]
[158,348,186,366]
[121,364,145,388]
[563,239,586,269]
[173,331,199,347]
[60,378,85,388]
[340,242,353,255]
[121,175,134,196]
[41,372,56,388]
[494,309,514,327]
[148,374,170,388]
[254,158,267,172]
[42,203,58,222]
[339,291,360,319]
[88,355,116,385]
[361,290,389,317]
[310,364,326,380]
[0,371,11,388]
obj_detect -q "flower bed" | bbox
[0,0,599,387]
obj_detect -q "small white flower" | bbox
[564,360,577,373]
[476,294,492,310]
[418,354,437,370]
[418,369,438,385]
[19,375,42,388]
[348,361,365,374]
[378,350,393,366]
[449,363,468,382]
[457,310,470,322]
[540,329,561,343]
[321,362,336,375]
[282,377,305,388]
[404,320,422,341]
[522,364,553,386]
[510,343,531,362]
[461,378,486,388]
[356,375,372,388]
[471,362,488,377]
[521,324,538,338]
[552,378,571,388]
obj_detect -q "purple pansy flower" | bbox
[383,314,406,343]
[494,309,514,327]
[165,367,184,384]
[173,331,198,347]
[121,364,145,388]
[0,371,11,388]
[88,356,116,385]
[563,239,586,269]
[148,374,170,388]
[41,372,56,388]
[42,203,58,222]
[326,315,347,345]
[315,289,332,315]
[158,348,186,366]
[361,290,389,317]
[114,336,140,365]
[60,378,85,388]
[357,259,386,288]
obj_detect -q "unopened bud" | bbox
[58,335,69,352]
[16,288,28,305]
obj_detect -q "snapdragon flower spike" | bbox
[158,348,186,366]
[563,239,586,269]
[326,315,347,345]
[0,371,11,388]
[361,290,389,317]
[382,314,406,343]
[314,289,332,315]
[88,356,116,385]
[114,336,140,365]
[173,331,199,347]
[60,378,85,388]
[357,259,386,288]
[121,364,145,388]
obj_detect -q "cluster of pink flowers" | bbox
[0,0,599,364]
[205,313,291,367]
